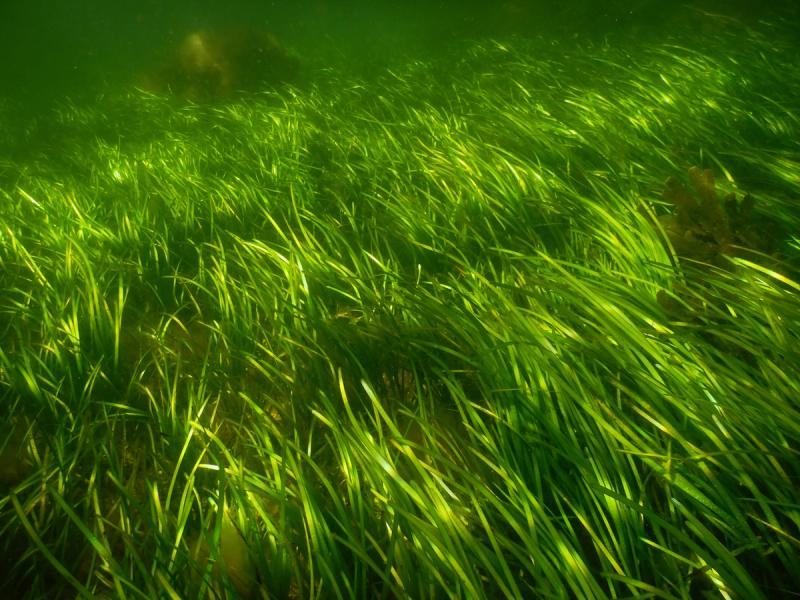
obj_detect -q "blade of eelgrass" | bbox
[10,491,93,598]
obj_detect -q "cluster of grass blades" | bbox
[2,12,799,600]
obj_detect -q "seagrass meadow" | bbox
[1,6,800,600]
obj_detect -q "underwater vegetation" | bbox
[649,165,796,356]
[657,166,779,266]
[1,9,800,600]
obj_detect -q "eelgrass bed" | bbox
[2,12,799,600]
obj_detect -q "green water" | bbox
[2,1,797,109]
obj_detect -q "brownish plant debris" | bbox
[658,166,770,266]
[142,27,301,100]
[653,166,785,321]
